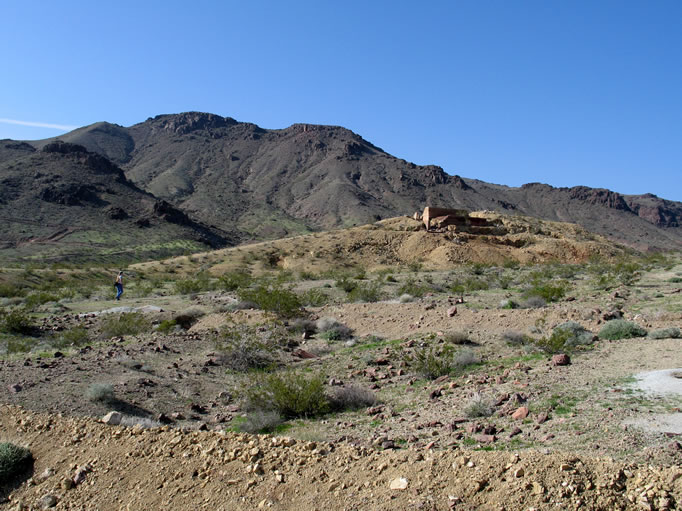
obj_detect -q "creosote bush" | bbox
[347,282,384,303]
[502,330,532,346]
[649,327,681,339]
[100,312,150,337]
[243,372,329,419]
[0,442,33,482]
[0,309,32,334]
[298,288,329,307]
[238,283,302,318]
[599,320,648,340]
[405,345,480,380]
[215,323,279,372]
[534,321,595,353]
[218,269,252,291]
[443,331,471,345]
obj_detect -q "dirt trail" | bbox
[1,405,681,511]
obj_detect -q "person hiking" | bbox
[114,271,124,300]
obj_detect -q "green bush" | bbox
[405,345,479,380]
[397,278,429,298]
[335,276,357,293]
[523,282,567,303]
[298,288,329,307]
[156,319,177,334]
[0,442,33,482]
[534,321,595,353]
[0,309,33,335]
[649,327,681,339]
[244,372,329,419]
[218,270,252,291]
[599,320,648,340]
[451,276,489,295]
[100,313,150,337]
[55,325,89,348]
[24,291,60,309]
[347,282,384,303]
[0,283,25,298]
[173,272,213,295]
[238,284,302,318]
[668,277,682,284]
[215,323,279,371]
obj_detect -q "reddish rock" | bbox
[509,427,522,438]
[536,412,549,424]
[552,354,571,366]
[292,349,317,359]
[473,434,496,444]
[447,306,458,317]
[512,406,529,420]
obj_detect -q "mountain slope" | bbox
[0,140,232,263]
[27,112,682,250]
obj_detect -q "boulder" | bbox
[101,411,122,425]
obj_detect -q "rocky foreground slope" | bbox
[1,405,680,511]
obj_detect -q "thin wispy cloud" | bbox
[0,118,78,131]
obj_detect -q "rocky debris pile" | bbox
[2,404,681,510]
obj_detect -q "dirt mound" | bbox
[136,213,624,276]
[1,405,680,510]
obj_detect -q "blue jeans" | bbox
[115,283,123,300]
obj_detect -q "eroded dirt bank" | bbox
[1,405,680,511]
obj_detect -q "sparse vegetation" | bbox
[215,323,280,371]
[86,383,115,403]
[649,327,681,339]
[243,372,329,419]
[100,313,150,337]
[463,393,494,418]
[534,321,595,353]
[599,320,648,340]
[405,345,480,380]
[0,309,32,334]
[238,283,302,318]
[329,385,378,410]
[316,317,352,341]
[0,442,33,482]
[347,281,384,303]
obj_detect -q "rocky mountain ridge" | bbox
[6,111,682,252]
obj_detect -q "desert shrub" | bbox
[298,288,329,307]
[451,277,489,294]
[496,275,514,290]
[399,293,414,303]
[502,259,520,269]
[235,410,285,434]
[444,331,471,345]
[668,277,682,283]
[0,442,33,482]
[599,320,648,340]
[287,318,317,335]
[499,298,519,309]
[533,321,594,353]
[218,270,252,291]
[86,383,115,403]
[215,323,280,372]
[156,319,178,333]
[649,327,681,339]
[523,296,547,308]
[55,325,89,348]
[0,309,32,334]
[316,317,352,341]
[173,307,205,329]
[0,283,25,298]
[5,337,36,354]
[463,393,494,418]
[523,282,566,303]
[238,284,302,318]
[329,385,378,411]
[101,313,150,337]
[24,291,60,309]
[405,345,478,380]
[174,272,212,295]
[502,330,532,346]
[347,282,384,303]
[397,278,429,298]
[243,372,329,419]
[335,276,357,293]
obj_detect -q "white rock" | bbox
[390,477,408,490]
[102,411,122,425]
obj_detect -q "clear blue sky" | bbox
[1,1,680,200]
